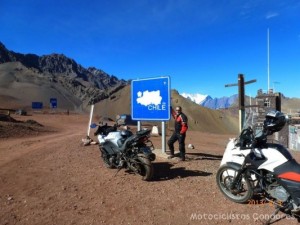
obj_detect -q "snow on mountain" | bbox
[180,92,238,109]
[180,93,209,105]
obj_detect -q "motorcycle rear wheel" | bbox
[216,164,253,204]
[135,155,153,181]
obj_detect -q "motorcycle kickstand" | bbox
[264,206,281,225]
[113,161,125,177]
[113,167,122,177]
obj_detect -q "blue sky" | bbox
[1,0,300,98]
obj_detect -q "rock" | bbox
[188,144,194,149]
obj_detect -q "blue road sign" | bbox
[50,98,57,108]
[32,102,43,109]
[131,76,170,121]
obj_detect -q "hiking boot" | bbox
[179,157,186,161]
[167,154,175,159]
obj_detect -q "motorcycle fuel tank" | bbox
[99,131,122,146]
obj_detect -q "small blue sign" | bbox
[50,98,57,108]
[32,102,43,109]
[131,76,170,121]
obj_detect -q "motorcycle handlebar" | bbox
[93,123,118,136]
[239,126,268,149]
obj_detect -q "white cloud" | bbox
[265,12,279,19]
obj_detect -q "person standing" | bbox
[168,106,188,161]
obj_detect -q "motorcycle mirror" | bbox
[90,123,97,128]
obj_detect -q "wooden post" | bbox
[238,74,245,132]
[225,74,256,132]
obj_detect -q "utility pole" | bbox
[225,74,256,132]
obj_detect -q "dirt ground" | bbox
[1,113,300,225]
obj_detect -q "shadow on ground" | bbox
[187,152,223,161]
[151,162,212,181]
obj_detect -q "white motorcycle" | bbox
[216,110,300,223]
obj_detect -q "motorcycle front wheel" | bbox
[216,164,253,204]
[134,155,154,181]
[100,149,114,169]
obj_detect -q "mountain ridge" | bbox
[181,93,239,109]
[0,41,128,108]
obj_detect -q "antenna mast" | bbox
[267,28,270,93]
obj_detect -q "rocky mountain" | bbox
[181,92,238,109]
[202,94,238,109]
[0,42,128,108]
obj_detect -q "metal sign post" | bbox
[82,99,96,146]
[161,121,166,153]
[87,104,94,138]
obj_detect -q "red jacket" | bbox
[171,109,188,134]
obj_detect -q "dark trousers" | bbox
[167,132,186,158]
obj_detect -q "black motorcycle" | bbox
[94,123,156,181]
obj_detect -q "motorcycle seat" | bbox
[119,135,136,152]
